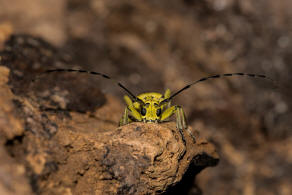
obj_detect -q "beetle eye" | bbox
[156,108,161,116]
[141,108,147,116]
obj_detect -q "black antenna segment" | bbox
[34,69,141,102]
[160,72,277,104]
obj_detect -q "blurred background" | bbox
[0,0,291,194]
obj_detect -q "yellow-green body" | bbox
[119,89,193,142]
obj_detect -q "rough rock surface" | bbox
[0,66,32,195]
[0,38,218,194]
[1,1,291,193]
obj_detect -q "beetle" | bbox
[40,69,276,143]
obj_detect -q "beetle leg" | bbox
[160,106,185,144]
[119,107,130,126]
[163,89,172,109]
[164,89,171,99]
[160,106,175,121]
[177,107,196,143]
[177,106,187,129]
[120,95,142,125]
[128,105,142,122]
[160,105,195,143]
[175,106,187,144]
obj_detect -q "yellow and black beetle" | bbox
[42,69,276,143]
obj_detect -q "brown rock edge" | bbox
[0,66,218,194]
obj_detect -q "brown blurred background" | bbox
[0,0,291,194]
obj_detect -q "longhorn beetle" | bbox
[37,69,277,144]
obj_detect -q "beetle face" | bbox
[137,92,164,123]
[140,101,162,122]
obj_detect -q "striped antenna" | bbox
[32,69,143,103]
[160,73,278,105]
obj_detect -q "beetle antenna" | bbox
[32,69,143,103]
[160,73,278,104]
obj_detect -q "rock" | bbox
[0,66,32,195]
[0,34,218,194]
[0,66,24,141]
[0,64,218,194]
[50,121,218,194]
